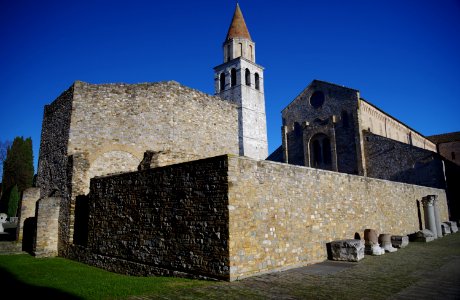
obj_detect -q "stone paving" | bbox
[131,232,460,299]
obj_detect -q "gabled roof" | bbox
[225,3,252,42]
[427,132,460,144]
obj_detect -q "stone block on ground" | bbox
[441,223,451,236]
[378,234,397,252]
[444,221,458,233]
[364,229,385,255]
[330,239,364,262]
[409,229,435,242]
[391,235,409,248]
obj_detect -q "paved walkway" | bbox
[135,232,460,299]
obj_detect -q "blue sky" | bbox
[1,0,459,174]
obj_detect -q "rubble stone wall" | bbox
[69,156,230,280]
[227,156,448,280]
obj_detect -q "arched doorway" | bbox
[309,133,333,170]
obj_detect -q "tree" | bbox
[0,140,11,184]
[0,137,34,213]
[7,185,19,217]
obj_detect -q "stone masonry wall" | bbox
[281,80,361,174]
[35,197,61,257]
[36,86,74,198]
[227,156,448,280]
[364,131,445,189]
[17,187,40,242]
[69,80,239,161]
[69,156,230,280]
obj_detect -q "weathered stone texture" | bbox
[227,156,448,280]
[281,80,361,174]
[138,150,203,170]
[391,235,409,248]
[330,239,364,262]
[364,131,445,189]
[36,86,73,199]
[35,197,61,257]
[72,157,230,280]
[359,99,437,152]
[17,187,40,242]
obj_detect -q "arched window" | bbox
[231,68,237,87]
[245,69,251,86]
[255,73,260,90]
[310,91,325,108]
[239,43,243,57]
[250,45,253,60]
[219,73,226,91]
[309,133,333,170]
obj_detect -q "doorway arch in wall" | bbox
[309,133,333,171]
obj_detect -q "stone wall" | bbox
[227,156,448,280]
[18,187,40,242]
[69,156,230,280]
[359,99,437,152]
[67,155,448,281]
[69,80,238,161]
[363,132,445,189]
[281,80,362,174]
[35,197,61,257]
[36,86,74,198]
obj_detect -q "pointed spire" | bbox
[225,3,252,41]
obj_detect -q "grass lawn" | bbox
[0,254,213,299]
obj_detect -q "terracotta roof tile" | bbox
[225,4,252,41]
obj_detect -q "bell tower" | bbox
[214,3,268,160]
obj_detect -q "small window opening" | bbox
[255,73,260,90]
[452,152,456,160]
[219,73,226,91]
[227,44,231,62]
[231,68,237,87]
[245,69,251,86]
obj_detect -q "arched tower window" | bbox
[239,43,243,57]
[310,133,333,171]
[231,68,237,87]
[255,73,260,90]
[245,69,251,86]
[220,73,226,92]
[250,45,253,60]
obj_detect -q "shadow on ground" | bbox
[0,267,81,299]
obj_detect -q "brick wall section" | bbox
[227,156,448,280]
[70,156,230,280]
[364,132,445,189]
[17,187,40,241]
[35,197,61,257]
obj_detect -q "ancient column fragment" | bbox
[364,229,385,255]
[378,234,397,252]
[433,196,443,238]
[422,195,438,238]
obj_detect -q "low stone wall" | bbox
[71,156,230,280]
[227,156,448,280]
[67,155,448,281]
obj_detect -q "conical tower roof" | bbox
[225,3,252,41]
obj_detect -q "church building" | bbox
[16,4,451,281]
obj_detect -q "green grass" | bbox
[0,254,213,299]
